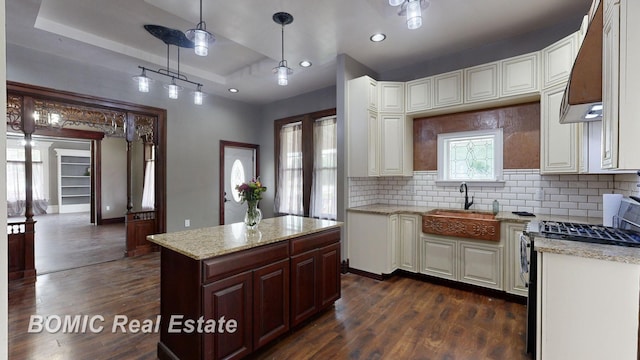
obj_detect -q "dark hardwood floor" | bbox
[30,212,125,274]
[9,253,530,360]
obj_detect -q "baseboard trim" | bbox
[100,217,125,225]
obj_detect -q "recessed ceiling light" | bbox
[228,88,239,93]
[370,33,386,42]
[299,60,312,68]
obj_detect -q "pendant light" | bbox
[185,0,215,56]
[272,12,294,86]
[389,0,430,30]
[132,69,153,93]
[193,85,205,105]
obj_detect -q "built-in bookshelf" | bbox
[54,149,91,213]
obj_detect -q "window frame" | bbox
[436,128,504,185]
[274,108,336,217]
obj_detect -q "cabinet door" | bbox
[388,214,399,272]
[203,271,253,360]
[504,222,528,297]
[367,110,380,176]
[464,62,499,103]
[420,236,457,280]
[398,215,419,272]
[379,114,405,176]
[367,77,378,110]
[379,82,404,113]
[501,53,540,97]
[290,250,318,327]
[602,0,619,169]
[459,241,503,290]
[542,33,577,88]
[406,77,432,113]
[540,83,580,174]
[433,70,463,108]
[253,259,289,350]
[318,243,341,309]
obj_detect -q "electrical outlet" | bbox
[184,219,190,227]
[106,205,110,211]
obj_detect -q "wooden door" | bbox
[290,250,318,327]
[252,259,290,349]
[318,243,340,309]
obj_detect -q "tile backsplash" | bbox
[348,170,640,218]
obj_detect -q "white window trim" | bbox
[436,128,504,186]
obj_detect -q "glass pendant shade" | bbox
[193,88,204,105]
[277,66,288,86]
[406,0,422,29]
[132,70,152,93]
[186,28,215,57]
[389,0,404,6]
[164,81,183,99]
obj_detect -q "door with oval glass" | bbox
[220,141,259,225]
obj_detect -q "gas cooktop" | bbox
[529,220,640,248]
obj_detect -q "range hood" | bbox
[559,1,603,124]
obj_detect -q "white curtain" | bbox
[310,116,337,220]
[141,160,155,209]
[7,161,48,217]
[275,122,304,215]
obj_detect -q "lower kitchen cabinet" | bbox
[420,235,457,280]
[420,234,504,291]
[503,222,528,297]
[252,259,290,350]
[459,241,503,290]
[398,214,420,272]
[290,232,341,327]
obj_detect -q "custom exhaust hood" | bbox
[559,1,603,124]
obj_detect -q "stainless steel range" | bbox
[521,197,640,356]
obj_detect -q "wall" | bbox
[48,139,90,208]
[257,86,337,219]
[7,43,262,231]
[349,170,640,219]
[101,137,127,218]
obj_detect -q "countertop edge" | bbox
[534,236,640,265]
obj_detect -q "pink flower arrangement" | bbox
[235,178,267,203]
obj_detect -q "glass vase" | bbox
[244,200,262,230]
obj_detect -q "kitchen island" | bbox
[147,215,343,360]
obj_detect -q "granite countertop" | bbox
[347,204,601,224]
[534,236,640,265]
[147,215,343,260]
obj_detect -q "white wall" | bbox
[6,43,262,231]
[101,137,127,218]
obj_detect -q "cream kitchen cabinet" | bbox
[346,211,398,276]
[601,0,640,170]
[500,52,540,97]
[503,222,528,297]
[420,234,504,290]
[433,70,463,108]
[542,33,578,89]
[420,235,457,280]
[379,113,413,176]
[537,251,640,360]
[347,76,412,177]
[378,82,404,113]
[459,241,503,290]
[540,83,581,174]
[464,62,499,103]
[405,77,432,113]
[398,214,420,273]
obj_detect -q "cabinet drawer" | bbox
[203,241,289,284]
[290,228,340,256]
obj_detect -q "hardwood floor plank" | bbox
[10,254,530,359]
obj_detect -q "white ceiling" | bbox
[6,0,591,105]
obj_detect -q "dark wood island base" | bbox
[151,220,341,360]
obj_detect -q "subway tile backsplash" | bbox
[348,170,640,218]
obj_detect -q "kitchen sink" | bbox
[422,209,500,241]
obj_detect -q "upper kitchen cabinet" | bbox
[347,76,413,177]
[602,0,640,170]
[464,62,500,103]
[541,83,581,174]
[378,82,404,113]
[542,33,578,89]
[405,77,432,113]
[433,70,464,108]
[500,52,540,97]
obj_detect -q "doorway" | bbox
[219,141,259,225]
